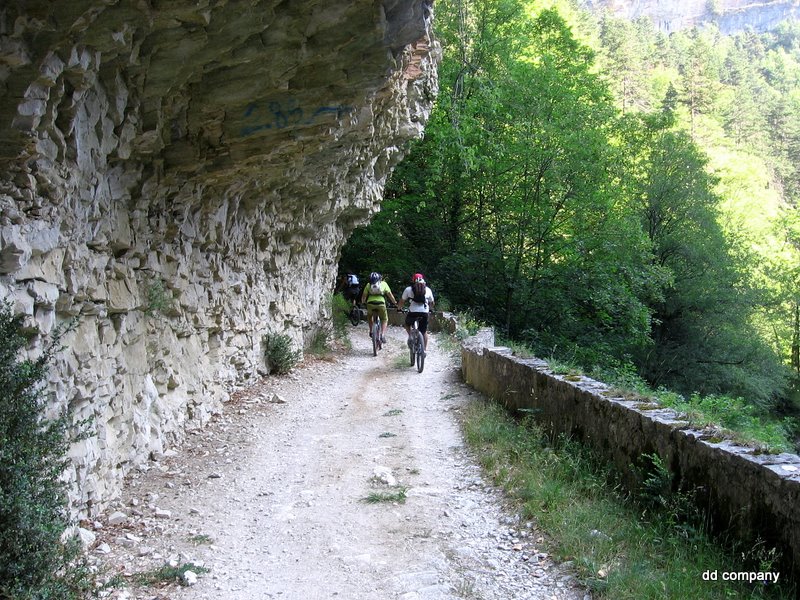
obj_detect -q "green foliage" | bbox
[331,293,353,340]
[0,302,94,599]
[132,562,209,587]
[594,361,795,451]
[637,453,675,511]
[362,488,408,504]
[144,279,174,317]
[454,310,485,340]
[662,393,795,452]
[595,13,800,401]
[307,330,331,357]
[341,0,799,430]
[619,110,789,405]
[262,333,301,375]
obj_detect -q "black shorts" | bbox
[405,312,429,334]
[342,285,361,302]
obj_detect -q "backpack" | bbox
[369,281,382,296]
[411,281,427,304]
[346,273,359,287]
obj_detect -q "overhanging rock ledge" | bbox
[0,0,439,515]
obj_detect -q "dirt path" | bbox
[94,326,589,600]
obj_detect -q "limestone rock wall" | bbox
[0,0,438,516]
[582,0,800,33]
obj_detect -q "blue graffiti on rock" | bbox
[240,99,352,136]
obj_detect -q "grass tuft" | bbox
[133,562,209,587]
[362,488,408,504]
[189,534,213,545]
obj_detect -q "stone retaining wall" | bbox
[461,328,800,578]
[386,309,456,333]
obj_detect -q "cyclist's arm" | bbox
[397,287,408,310]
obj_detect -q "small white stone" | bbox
[107,511,128,525]
[95,542,112,554]
[116,536,136,548]
[371,466,397,486]
[75,527,96,547]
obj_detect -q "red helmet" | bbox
[412,273,425,283]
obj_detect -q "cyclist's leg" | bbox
[348,286,361,307]
[377,304,388,342]
[404,312,415,345]
[417,313,430,351]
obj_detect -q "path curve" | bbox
[94,325,590,600]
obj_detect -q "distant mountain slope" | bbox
[580,0,800,33]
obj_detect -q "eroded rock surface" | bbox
[582,0,800,33]
[0,0,438,515]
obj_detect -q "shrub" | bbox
[307,329,332,357]
[330,293,352,338]
[263,333,301,374]
[0,302,93,599]
[144,279,174,317]
[454,309,485,340]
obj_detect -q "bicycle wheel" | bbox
[415,331,425,373]
[349,306,360,326]
[372,322,379,356]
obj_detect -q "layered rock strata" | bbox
[0,0,438,515]
[582,0,800,33]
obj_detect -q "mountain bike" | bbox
[403,311,425,373]
[347,303,362,326]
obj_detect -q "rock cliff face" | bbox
[0,0,438,516]
[582,0,800,33]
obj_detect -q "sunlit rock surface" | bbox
[0,0,438,515]
[582,0,800,33]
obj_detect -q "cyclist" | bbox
[337,272,361,307]
[398,273,435,354]
[361,272,396,344]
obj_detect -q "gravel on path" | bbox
[92,326,590,600]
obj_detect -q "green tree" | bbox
[673,27,724,137]
[342,0,794,411]
[363,3,657,364]
[0,303,92,599]
[719,40,770,149]
[598,15,658,113]
[621,114,786,403]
